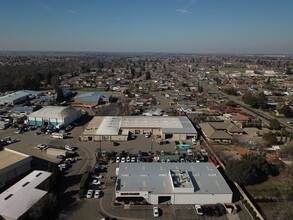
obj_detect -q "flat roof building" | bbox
[116,163,232,205]
[0,148,32,184]
[80,116,197,142]
[0,170,51,220]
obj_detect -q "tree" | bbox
[145,71,151,80]
[269,119,281,130]
[197,82,203,93]
[224,87,237,95]
[51,75,65,103]
[225,154,271,185]
[262,131,278,145]
[279,105,293,117]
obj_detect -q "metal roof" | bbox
[0,170,51,220]
[121,116,197,134]
[96,116,122,135]
[75,92,112,99]
[28,106,79,119]
[0,148,31,171]
[117,163,232,195]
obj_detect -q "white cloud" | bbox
[176,9,189,14]
[69,10,77,15]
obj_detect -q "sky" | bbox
[0,0,293,54]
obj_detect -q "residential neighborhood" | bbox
[0,53,292,220]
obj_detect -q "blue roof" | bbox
[63,89,72,97]
[79,97,102,102]
[11,106,35,113]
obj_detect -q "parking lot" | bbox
[0,120,252,220]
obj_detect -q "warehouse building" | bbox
[115,163,232,205]
[28,106,82,128]
[74,92,112,107]
[80,116,197,142]
[0,90,42,105]
[0,148,32,184]
[0,170,51,220]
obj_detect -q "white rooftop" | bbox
[28,106,79,119]
[96,116,122,135]
[0,170,51,220]
[116,163,232,195]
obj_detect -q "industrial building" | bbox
[28,106,82,128]
[0,170,51,220]
[0,148,32,184]
[80,116,197,142]
[115,163,233,205]
[0,90,42,105]
[74,92,112,107]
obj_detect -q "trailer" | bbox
[46,148,68,157]
[50,132,65,139]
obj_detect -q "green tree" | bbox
[197,82,203,93]
[226,154,271,185]
[262,131,278,145]
[269,119,281,130]
[224,87,237,95]
[145,71,151,80]
[279,105,293,117]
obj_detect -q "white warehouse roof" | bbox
[28,106,79,119]
[0,170,51,220]
[117,163,232,195]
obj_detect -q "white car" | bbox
[37,144,46,149]
[86,189,94,198]
[94,190,100,198]
[126,156,131,162]
[121,157,126,163]
[131,157,136,162]
[92,179,101,185]
[65,145,75,151]
[116,156,120,163]
[145,133,151,138]
[195,204,204,215]
[65,157,75,162]
[153,207,159,217]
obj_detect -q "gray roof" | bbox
[117,163,232,195]
[120,116,197,134]
[0,170,51,220]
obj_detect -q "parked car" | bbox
[86,189,94,198]
[116,156,120,163]
[113,142,120,146]
[121,157,126,163]
[131,157,136,162]
[153,207,159,217]
[94,190,100,198]
[126,156,131,162]
[36,144,46,149]
[92,179,101,185]
[145,133,151,138]
[216,203,227,215]
[65,145,75,151]
[195,204,204,215]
